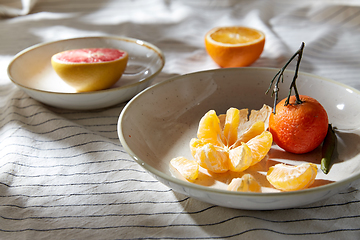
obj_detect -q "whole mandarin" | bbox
[269,95,328,154]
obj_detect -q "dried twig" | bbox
[266,42,305,114]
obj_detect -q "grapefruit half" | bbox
[51,48,128,92]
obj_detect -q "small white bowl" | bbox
[7,36,165,110]
[118,67,360,210]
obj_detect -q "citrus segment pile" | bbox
[190,105,272,173]
[205,26,265,68]
[266,163,318,191]
[51,48,128,92]
[169,104,320,193]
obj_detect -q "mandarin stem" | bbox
[285,42,304,106]
[266,42,305,114]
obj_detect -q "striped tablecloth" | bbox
[0,0,360,239]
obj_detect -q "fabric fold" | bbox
[0,0,37,17]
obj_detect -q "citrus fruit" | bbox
[237,120,265,144]
[204,26,265,68]
[190,105,272,173]
[269,95,328,154]
[227,174,261,192]
[190,139,229,173]
[228,143,253,172]
[197,110,224,147]
[246,131,273,166]
[51,48,128,92]
[170,157,199,182]
[266,163,318,191]
[223,107,242,146]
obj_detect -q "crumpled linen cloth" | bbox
[1,0,360,239]
[0,0,37,17]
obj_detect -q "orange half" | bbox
[205,26,265,68]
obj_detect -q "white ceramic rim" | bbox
[118,67,360,199]
[7,36,165,95]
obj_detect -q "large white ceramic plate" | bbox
[7,36,165,110]
[117,67,360,210]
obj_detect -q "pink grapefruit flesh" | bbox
[54,48,127,63]
[51,48,128,92]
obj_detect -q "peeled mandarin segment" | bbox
[246,131,273,166]
[190,138,226,171]
[193,143,229,173]
[189,138,208,169]
[236,120,265,144]
[266,163,318,191]
[227,174,261,192]
[170,157,199,182]
[223,107,240,146]
[228,143,253,172]
[197,110,223,147]
[218,114,226,131]
[190,138,204,158]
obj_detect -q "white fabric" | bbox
[1,0,360,239]
[0,0,37,17]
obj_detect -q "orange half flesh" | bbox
[205,26,265,67]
